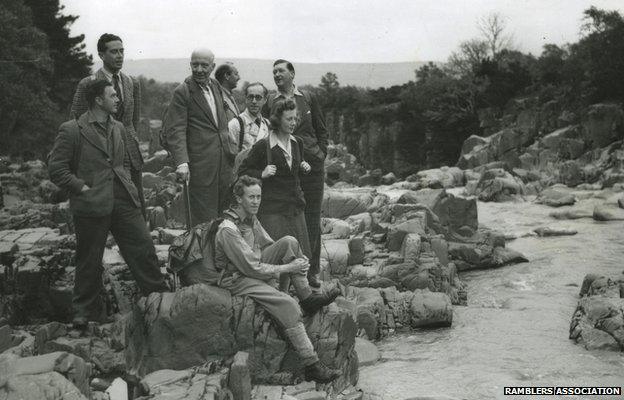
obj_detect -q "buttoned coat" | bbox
[48,113,140,217]
[70,68,143,171]
[162,76,232,224]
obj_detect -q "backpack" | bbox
[159,81,190,154]
[168,216,226,288]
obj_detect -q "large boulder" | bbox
[409,289,453,328]
[125,285,235,376]
[386,213,427,251]
[582,103,624,149]
[457,135,494,169]
[469,168,525,202]
[322,189,374,219]
[431,193,478,235]
[0,351,91,399]
[138,368,229,400]
[540,125,582,151]
[320,239,351,275]
[412,167,464,189]
[124,284,358,388]
[593,205,624,221]
[397,188,445,210]
[537,184,576,207]
[570,274,624,351]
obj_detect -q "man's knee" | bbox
[281,294,302,319]
[278,235,299,248]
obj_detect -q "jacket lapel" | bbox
[95,69,107,80]
[188,78,218,129]
[77,113,109,156]
[210,78,227,130]
[120,72,133,118]
[111,122,124,161]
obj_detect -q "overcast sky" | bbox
[60,0,624,63]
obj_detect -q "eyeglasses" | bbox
[246,94,264,101]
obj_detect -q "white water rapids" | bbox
[357,191,624,400]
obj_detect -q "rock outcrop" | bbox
[570,272,624,351]
[124,284,358,389]
[457,103,624,193]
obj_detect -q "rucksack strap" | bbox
[236,116,245,152]
[265,136,272,166]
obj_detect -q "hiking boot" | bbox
[304,361,342,383]
[300,287,342,315]
[307,275,322,288]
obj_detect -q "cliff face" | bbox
[325,105,423,177]
[326,87,623,187]
[458,100,624,190]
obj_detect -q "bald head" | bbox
[191,48,214,62]
[190,48,215,84]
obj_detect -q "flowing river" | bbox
[358,191,624,400]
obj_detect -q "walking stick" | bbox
[169,179,192,291]
[183,180,193,231]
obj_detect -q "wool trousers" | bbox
[221,236,311,328]
[299,169,324,277]
[72,188,167,321]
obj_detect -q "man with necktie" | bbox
[162,48,231,225]
[70,33,145,218]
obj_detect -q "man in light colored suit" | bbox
[70,33,145,218]
[162,48,231,225]
[215,63,241,123]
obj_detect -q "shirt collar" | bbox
[229,207,255,226]
[101,67,120,82]
[268,131,295,153]
[276,85,303,99]
[242,109,264,124]
[86,110,112,126]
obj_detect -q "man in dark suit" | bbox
[215,63,241,123]
[50,79,167,328]
[263,59,328,288]
[70,33,145,218]
[162,48,232,225]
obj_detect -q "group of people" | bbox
[47,33,341,382]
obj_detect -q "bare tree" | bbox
[478,12,513,58]
[447,39,489,76]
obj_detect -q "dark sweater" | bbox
[262,89,328,170]
[238,136,306,215]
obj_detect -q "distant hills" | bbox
[96,58,431,88]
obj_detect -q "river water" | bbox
[358,191,624,400]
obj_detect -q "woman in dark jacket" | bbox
[238,98,316,284]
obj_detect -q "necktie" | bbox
[255,118,262,128]
[200,84,218,124]
[112,74,124,120]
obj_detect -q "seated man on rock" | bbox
[214,175,341,383]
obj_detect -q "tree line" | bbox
[2,3,623,173]
[306,7,624,175]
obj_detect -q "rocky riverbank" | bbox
[4,125,624,399]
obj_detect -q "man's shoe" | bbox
[300,287,342,315]
[304,361,342,383]
[307,275,322,288]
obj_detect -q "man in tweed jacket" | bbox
[70,33,145,218]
